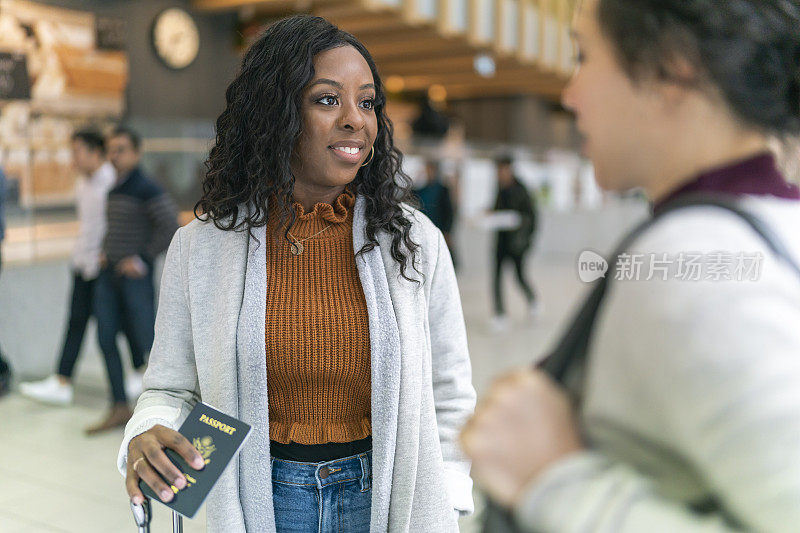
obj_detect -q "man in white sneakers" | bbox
[20,129,145,406]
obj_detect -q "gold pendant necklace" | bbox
[287,224,330,256]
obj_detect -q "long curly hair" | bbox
[195,15,420,280]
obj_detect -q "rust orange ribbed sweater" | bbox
[265,191,372,445]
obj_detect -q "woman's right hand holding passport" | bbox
[126,424,206,505]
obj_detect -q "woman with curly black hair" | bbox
[117,15,475,532]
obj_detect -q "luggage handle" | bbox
[131,498,183,533]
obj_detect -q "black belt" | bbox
[270,436,372,463]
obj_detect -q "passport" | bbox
[138,402,252,519]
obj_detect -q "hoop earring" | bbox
[361,146,375,167]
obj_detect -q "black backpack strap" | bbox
[539,193,800,384]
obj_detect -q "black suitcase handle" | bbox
[131,498,183,533]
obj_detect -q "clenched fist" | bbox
[460,368,584,508]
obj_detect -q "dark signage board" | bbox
[0,53,30,100]
[96,16,126,51]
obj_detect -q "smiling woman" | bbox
[196,15,420,281]
[117,15,476,533]
[291,46,378,203]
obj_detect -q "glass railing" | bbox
[1,117,213,264]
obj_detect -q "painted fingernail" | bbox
[161,490,173,501]
[174,476,186,489]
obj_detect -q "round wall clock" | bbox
[152,8,200,70]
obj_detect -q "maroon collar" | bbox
[652,152,800,215]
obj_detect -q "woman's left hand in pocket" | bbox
[116,255,148,278]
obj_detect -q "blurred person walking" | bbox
[118,16,475,533]
[462,1,800,532]
[19,129,137,406]
[415,159,457,266]
[0,166,12,397]
[491,155,539,331]
[85,126,178,434]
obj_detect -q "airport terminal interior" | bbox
[2,0,797,531]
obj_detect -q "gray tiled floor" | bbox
[0,243,588,532]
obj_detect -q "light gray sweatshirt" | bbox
[516,198,800,532]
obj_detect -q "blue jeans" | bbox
[93,267,155,403]
[271,451,372,532]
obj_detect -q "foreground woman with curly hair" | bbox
[116,15,475,532]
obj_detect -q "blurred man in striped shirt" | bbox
[86,126,178,434]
